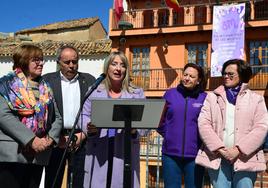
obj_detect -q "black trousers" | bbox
[0,162,43,188]
[45,145,86,188]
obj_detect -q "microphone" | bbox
[83,73,106,101]
[91,73,106,90]
[51,73,106,188]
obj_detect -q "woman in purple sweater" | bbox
[157,63,207,188]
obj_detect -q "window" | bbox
[158,9,169,27]
[187,44,208,67]
[249,40,268,73]
[131,47,150,77]
[254,0,268,20]
[143,10,154,28]
[194,6,207,24]
[245,2,251,21]
[173,8,184,26]
[131,47,150,88]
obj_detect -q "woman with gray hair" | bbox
[0,44,62,188]
[81,51,144,188]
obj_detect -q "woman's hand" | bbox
[58,132,86,151]
[58,135,68,149]
[30,136,49,152]
[87,123,98,136]
[218,146,240,163]
[131,129,138,138]
[217,147,228,158]
[131,129,137,134]
[45,136,54,147]
[72,132,86,151]
[225,146,240,163]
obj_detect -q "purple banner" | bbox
[211,3,245,77]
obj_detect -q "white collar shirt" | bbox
[60,72,80,129]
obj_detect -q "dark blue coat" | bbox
[263,134,268,151]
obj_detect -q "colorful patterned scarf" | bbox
[0,68,53,137]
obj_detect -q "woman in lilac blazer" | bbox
[80,51,145,188]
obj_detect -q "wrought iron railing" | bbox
[112,1,268,30]
[140,130,268,188]
[130,65,268,91]
[112,7,211,30]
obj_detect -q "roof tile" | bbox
[16,17,99,34]
[0,39,111,57]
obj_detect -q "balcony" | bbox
[140,130,268,188]
[130,65,268,91]
[140,131,163,158]
[110,1,268,31]
[112,7,211,30]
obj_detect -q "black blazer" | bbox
[43,71,96,121]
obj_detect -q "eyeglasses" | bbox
[59,60,79,65]
[223,72,238,78]
[31,57,45,65]
[110,61,126,68]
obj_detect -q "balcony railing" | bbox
[113,7,210,30]
[130,65,268,91]
[140,130,268,188]
[140,131,163,157]
[112,1,268,30]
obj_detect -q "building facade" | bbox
[15,17,107,42]
[109,0,267,98]
[109,0,268,187]
[0,39,111,78]
[0,17,111,77]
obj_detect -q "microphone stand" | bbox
[52,74,106,188]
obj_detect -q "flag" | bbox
[114,0,124,22]
[165,0,181,11]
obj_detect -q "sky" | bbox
[0,0,114,33]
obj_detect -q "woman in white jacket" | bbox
[195,59,268,188]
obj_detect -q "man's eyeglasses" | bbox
[223,72,238,78]
[31,58,45,65]
[59,60,79,65]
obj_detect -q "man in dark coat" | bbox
[43,45,95,188]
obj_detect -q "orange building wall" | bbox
[112,32,213,69]
[111,26,268,71]
[109,1,268,97]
